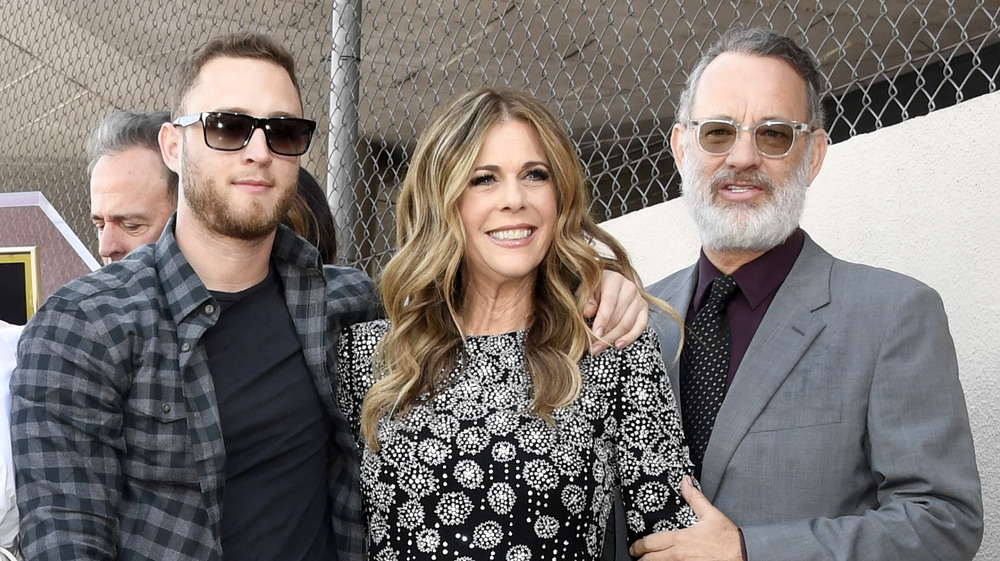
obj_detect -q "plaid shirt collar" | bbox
[151,213,323,324]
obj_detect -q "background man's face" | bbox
[90,146,176,264]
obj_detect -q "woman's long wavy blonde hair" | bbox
[361,87,676,448]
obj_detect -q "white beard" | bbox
[681,138,811,252]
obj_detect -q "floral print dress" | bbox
[337,320,696,561]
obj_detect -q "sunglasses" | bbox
[172,111,316,156]
[688,118,813,159]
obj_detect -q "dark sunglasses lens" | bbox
[698,121,737,154]
[754,123,795,156]
[203,113,254,150]
[265,119,315,156]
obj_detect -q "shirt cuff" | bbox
[739,527,748,561]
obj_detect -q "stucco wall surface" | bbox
[601,90,1000,560]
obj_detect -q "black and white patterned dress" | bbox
[337,320,697,561]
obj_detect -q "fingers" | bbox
[630,530,674,557]
[589,271,649,354]
[600,292,648,352]
[583,296,600,320]
[585,295,606,354]
[590,336,610,356]
[616,297,648,348]
[626,478,705,558]
[681,475,713,519]
[630,478,741,561]
[588,271,621,354]
[589,270,624,328]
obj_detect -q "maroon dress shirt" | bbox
[685,228,805,388]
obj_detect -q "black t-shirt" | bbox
[203,267,335,561]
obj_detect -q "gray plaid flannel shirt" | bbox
[11,217,378,561]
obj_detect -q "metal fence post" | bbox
[328,0,362,263]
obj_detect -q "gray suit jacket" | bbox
[647,233,983,561]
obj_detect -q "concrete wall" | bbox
[601,90,1000,559]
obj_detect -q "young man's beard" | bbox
[181,149,296,241]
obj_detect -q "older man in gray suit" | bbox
[631,29,982,561]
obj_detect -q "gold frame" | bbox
[0,246,41,323]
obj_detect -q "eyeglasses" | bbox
[172,111,316,156]
[687,118,813,159]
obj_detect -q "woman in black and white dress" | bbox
[338,87,696,561]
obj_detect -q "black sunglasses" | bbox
[172,111,316,156]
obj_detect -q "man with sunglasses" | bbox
[11,33,363,561]
[12,32,650,561]
[632,28,982,561]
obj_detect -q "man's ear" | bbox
[159,122,182,174]
[670,122,687,174]
[806,128,828,185]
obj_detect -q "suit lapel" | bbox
[650,264,698,410]
[699,235,834,498]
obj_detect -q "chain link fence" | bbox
[1,0,997,277]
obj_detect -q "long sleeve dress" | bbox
[337,320,697,561]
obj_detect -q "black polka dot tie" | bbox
[680,275,739,480]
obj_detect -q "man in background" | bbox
[635,28,982,561]
[87,110,177,264]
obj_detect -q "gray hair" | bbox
[675,28,826,128]
[86,110,178,200]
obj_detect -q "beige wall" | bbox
[601,90,1000,559]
